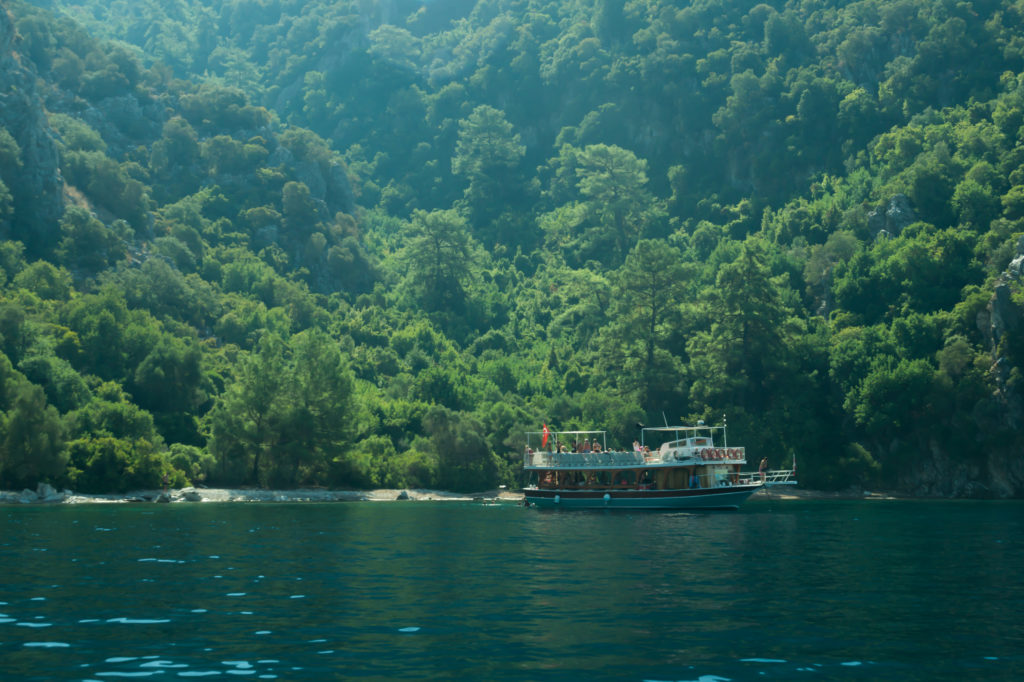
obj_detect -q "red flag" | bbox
[541,423,549,449]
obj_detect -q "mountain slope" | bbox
[0,0,1022,496]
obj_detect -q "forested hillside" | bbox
[1,0,1022,496]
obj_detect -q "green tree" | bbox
[422,405,498,493]
[573,144,661,263]
[207,335,287,486]
[272,329,356,486]
[131,336,206,445]
[282,180,320,239]
[0,354,66,488]
[400,208,478,315]
[56,206,124,273]
[600,240,689,407]
[207,331,356,486]
[18,352,92,414]
[12,261,72,300]
[846,357,944,482]
[451,105,530,245]
[1,382,66,488]
[688,238,793,416]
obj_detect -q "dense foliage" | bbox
[1,0,1022,495]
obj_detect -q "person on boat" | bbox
[689,471,700,488]
[759,457,768,481]
[632,440,641,452]
[582,438,591,453]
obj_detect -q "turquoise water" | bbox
[1,497,1021,681]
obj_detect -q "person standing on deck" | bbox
[759,457,768,482]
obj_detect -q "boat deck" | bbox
[524,448,747,470]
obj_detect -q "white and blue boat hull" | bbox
[523,484,763,510]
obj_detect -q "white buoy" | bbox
[603,493,611,504]
[554,495,560,504]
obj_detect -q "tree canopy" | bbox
[0,0,1023,496]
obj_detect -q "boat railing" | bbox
[737,469,797,486]
[525,448,756,468]
[763,469,797,485]
[524,450,648,468]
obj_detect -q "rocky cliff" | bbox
[897,238,1024,499]
[0,3,63,255]
[980,237,1024,497]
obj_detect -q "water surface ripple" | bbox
[1,498,1021,680]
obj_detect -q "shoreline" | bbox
[0,485,527,505]
[1,484,901,505]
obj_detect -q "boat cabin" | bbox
[523,426,753,492]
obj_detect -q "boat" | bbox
[522,422,765,510]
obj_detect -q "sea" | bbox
[1,496,1021,681]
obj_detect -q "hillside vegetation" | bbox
[0,0,1022,496]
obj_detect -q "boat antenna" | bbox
[662,411,668,427]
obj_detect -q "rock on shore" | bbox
[0,483,71,504]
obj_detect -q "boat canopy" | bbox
[525,429,607,452]
[640,423,727,449]
[525,423,731,453]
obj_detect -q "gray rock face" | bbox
[1006,236,1024,280]
[268,145,355,217]
[80,94,165,157]
[990,283,1020,343]
[0,7,64,254]
[868,194,916,237]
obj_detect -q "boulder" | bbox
[396,490,410,500]
[36,482,64,503]
[182,489,203,502]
